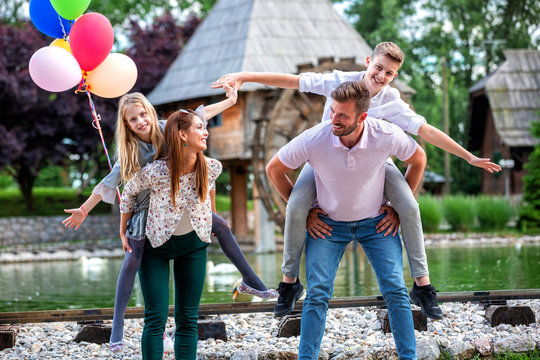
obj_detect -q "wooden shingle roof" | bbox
[147,0,413,105]
[485,49,540,147]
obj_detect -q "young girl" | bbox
[62,88,276,352]
[119,108,218,359]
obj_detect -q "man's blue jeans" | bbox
[298,213,417,360]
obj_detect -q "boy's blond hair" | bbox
[115,92,165,184]
[372,42,404,66]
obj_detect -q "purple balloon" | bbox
[29,46,82,92]
[29,0,72,38]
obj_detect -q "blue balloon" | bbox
[29,0,72,38]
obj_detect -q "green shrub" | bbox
[418,195,442,233]
[0,188,112,217]
[214,194,253,212]
[442,195,475,232]
[519,120,540,233]
[0,173,16,189]
[214,194,231,212]
[34,166,66,187]
[476,196,515,230]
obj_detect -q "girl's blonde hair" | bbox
[115,92,165,184]
[164,109,208,207]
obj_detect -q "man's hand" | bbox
[468,155,502,173]
[62,208,86,230]
[376,205,400,236]
[212,72,244,91]
[306,207,333,239]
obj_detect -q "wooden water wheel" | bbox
[251,57,366,229]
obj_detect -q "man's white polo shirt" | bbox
[278,117,418,222]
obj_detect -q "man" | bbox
[266,81,423,359]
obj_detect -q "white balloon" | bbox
[29,46,82,92]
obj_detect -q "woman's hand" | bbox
[120,232,132,253]
[62,208,86,230]
[223,83,238,104]
[306,207,333,239]
[376,205,400,236]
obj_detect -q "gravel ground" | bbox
[1,300,538,359]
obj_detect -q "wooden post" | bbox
[441,57,451,195]
[253,180,276,253]
[229,161,249,238]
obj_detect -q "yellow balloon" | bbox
[86,53,138,98]
[50,38,71,53]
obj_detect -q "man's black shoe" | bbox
[274,279,305,317]
[409,283,444,320]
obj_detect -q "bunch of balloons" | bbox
[28,0,137,98]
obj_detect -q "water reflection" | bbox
[1,244,539,312]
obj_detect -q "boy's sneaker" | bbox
[409,283,444,320]
[274,279,305,317]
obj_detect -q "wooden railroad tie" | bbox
[1,289,539,325]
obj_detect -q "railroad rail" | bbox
[1,289,539,324]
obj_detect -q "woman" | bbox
[120,108,218,359]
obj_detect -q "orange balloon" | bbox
[86,53,138,98]
[50,38,71,53]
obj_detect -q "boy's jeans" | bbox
[298,213,417,360]
[282,161,428,279]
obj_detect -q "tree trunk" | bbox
[16,166,36,211]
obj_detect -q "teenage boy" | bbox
[213,42,501,319]
[266,81,422,360]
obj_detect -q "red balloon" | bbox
[69,13,114,71]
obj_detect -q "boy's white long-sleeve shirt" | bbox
[299,70,426,136]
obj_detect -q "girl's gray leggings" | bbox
[282,161,429,279]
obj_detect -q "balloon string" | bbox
[85,90,122,204]
[58,15,68,41]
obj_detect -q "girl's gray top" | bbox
[92,120,166,240]
[92,106,206,240]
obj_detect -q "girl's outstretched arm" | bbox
[417,123,501,173]
[63,160,122,230]
[62,193,102,230]
[204,84,238,120]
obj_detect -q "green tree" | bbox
[339,0,539,193]
[519,121,540,232]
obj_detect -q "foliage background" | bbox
[0,0,539,211]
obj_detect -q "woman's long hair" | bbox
[164,109,208,208]
[115,92,165,184]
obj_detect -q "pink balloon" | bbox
[69,13,114,71]
[29,46,82,92]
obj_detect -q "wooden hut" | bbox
[147,0,415,245]
[468,49,540,195]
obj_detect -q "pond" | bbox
[1,243,539,312]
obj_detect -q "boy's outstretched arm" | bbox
[417,123,501,173]
[205,83,238,119]
[212,72,300,91]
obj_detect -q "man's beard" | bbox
[332,121,357,137]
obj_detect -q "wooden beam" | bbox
[229,161,249,237]
[1,289,539,324]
